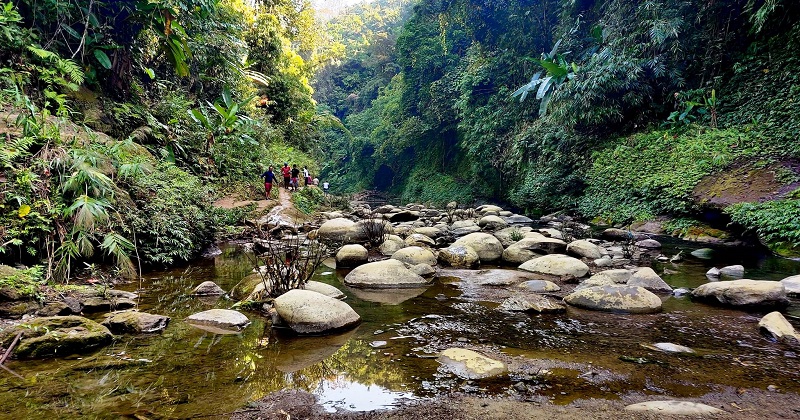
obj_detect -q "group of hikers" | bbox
[259,163,328,199]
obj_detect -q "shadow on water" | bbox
[1,241,799,418]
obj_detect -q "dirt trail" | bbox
[213,185,308,224]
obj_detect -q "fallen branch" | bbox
[0,332,23,365]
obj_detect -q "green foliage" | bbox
[400,169,474,207]
[0,265,45,300]
[291,186,324,214]
[119,163,218,266]
[579,128,763,223]
[727,197,800,255]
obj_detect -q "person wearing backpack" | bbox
[281,163,291,189]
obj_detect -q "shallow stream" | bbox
[1,238,799,419]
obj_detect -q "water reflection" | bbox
[317,376,416,412]
[346,286,430,305]
[268,328,357,372]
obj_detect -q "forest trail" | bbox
[213,185,306,224]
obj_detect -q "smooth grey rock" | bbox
[273,289,360,334]
[497,294,565,313]
[191,281,225,296]
[781,275,800,296]
[564,285,662,314]
[566,240,604,260]
[438,244,480,268]
[692,279,788,309]
[478,215,508,230]
[392,246,437,266]
[186,309,250,331]
[517,280,561,293]
[453,233,504,263]
[706,267,721,278]
[102,310,170,333]
[437,348,507,379]
[759,311,800,345]
[344,259,428,288]
[624,401,723,415]
[378,235,406,256]
[635,239,662,249]
[628,267,672,292]
[335,244,369,268]
[690,248,715,260]
[719,265,745,278]
[303,281,345,300]
[519,254,589,278]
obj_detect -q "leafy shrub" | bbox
[0,265,45,300]
[119,163,218,266]
[726,197,800,256]
[400,169,474,207]
[291,186,324,215]
[579,128,763,223]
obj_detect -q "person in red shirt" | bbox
[281,163,291,189]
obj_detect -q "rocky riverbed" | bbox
[1,200,799,418]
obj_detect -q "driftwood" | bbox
[0,332,24,379]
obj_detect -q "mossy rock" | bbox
[0,316,113,358]
[0,301,41,319]
[230,273,263,301]
[0,265,43,301]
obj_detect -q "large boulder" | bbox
[0,316,113,358]
[317,218,363,244]
[378,235,406,256]
[691,279,788,309]
[566,240,604,260]
[564,285,663,314]
[413,227,441,238]
[501,237,567,264]
[388,210,420,222]
[186,309,250,332]
[758,311,800,345]
[781,275,800,296]
[102,310,170,334]
[519,254,589,279]
[273,289,361,334]
[335,244,369,268]
[453,233,504,263]
[392,246,437,266]
[719,265,745,278]
[628,267,672,292]
[503,214,534,225]
[440,268,537,287]
[438,244,480,268]
[493,227,534,247]
[451,220,481,236]
[344,259,429,288]
[478,215,508,230]
[404,233,436,247]
[437,348,507,379]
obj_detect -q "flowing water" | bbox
[1,239,799,419]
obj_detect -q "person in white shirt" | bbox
[302,166,310,186]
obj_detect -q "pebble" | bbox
[513,382,527,392]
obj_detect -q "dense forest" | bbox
[2,0,800,286]
[0,0,330,281]
[314,0,800,256]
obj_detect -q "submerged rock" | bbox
[564,285,662,314]
[518,254,589,279]
[0,316,113,358]
[517,279,561,293]
[691,279,788,309]
[186,309,250,332]
[497,294,565,313]
[344,259,429,288]
[642,342,695,354]
[273,289,360,334]
[690,248,715,260]
[758,311,800,346]
[191,281,225,296]
[437,348,507,379]
[624,401,723,415]
[102,310,170,334]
